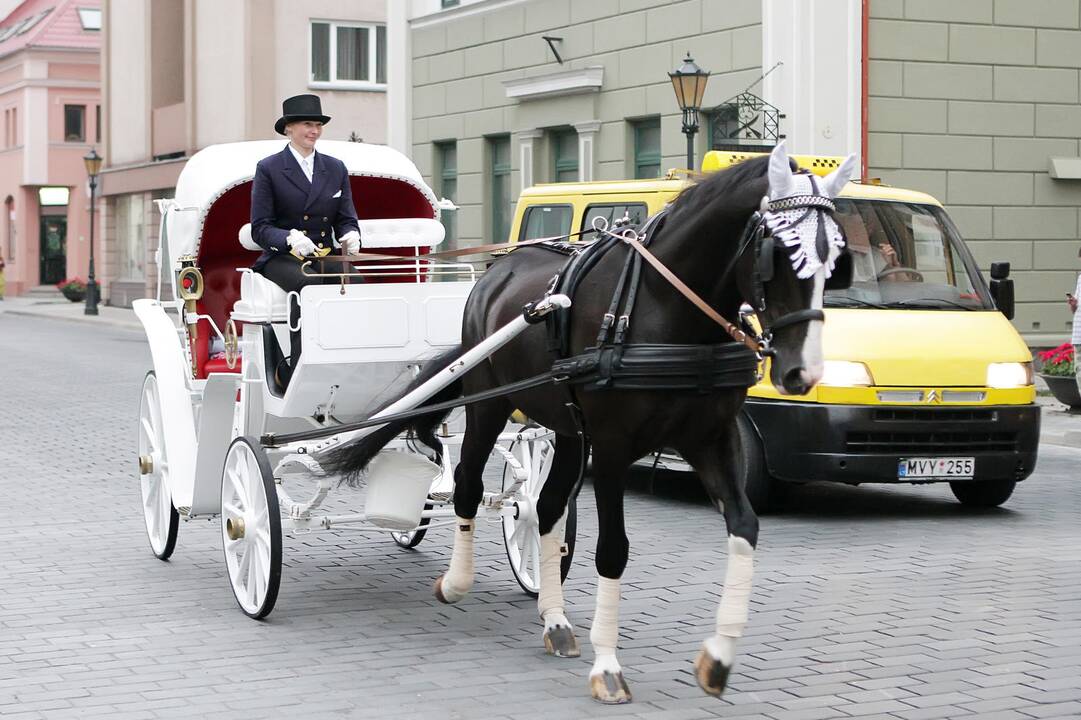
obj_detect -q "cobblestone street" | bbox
[1,312,1079,719]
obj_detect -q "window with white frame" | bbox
[310,20,386,88]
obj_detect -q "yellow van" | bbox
[508,152,1038,511]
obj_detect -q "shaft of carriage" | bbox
[263,292,572,457]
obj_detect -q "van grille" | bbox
[846,430,1017,454]
[872,408,996,423]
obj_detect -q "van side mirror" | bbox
[988,262,1014,320]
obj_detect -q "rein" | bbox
[314,228,598,265]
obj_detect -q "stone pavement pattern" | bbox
[0,312,1079,720]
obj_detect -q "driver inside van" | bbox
[834,204,905,283]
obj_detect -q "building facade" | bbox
[100,0,388,306]
[0,0,101,298]
[398,0,1081,344]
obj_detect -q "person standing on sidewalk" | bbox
[0,255,6,300]
[1069,247,1081,394]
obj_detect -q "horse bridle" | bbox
[715,185,851,355]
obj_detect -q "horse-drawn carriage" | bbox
[135,140,575,618]
[136,138,856,704]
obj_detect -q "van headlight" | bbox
[986,362,1033,388]
[820,361,874,386]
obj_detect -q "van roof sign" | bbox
[702,150,847,177]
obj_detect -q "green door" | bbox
[40,217,67,285]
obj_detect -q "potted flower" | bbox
[1036,342,1080,408]
[56,277,87,303]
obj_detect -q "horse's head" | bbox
[745,142,857,395]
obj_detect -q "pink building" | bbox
[0,0,100,298]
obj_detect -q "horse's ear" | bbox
[768,141,792,199]
[822,153,857,198]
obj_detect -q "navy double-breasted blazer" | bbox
[250,146,361,271]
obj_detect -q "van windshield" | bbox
[826,199,995,311]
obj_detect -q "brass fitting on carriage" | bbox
[177,256,205,376]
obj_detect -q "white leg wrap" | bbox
[537,511,569,627]
[705,535,755,667]
[441,517,475,602]
[589,575,622,676]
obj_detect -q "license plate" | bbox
[898,457,975,479]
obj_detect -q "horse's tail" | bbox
[324,344,467,486]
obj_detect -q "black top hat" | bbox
[275,94,331,135]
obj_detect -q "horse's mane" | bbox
[667,155,772,219]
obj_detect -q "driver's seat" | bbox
[232,223,290,323]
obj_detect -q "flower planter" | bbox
[1040,373,1081,408]
[61,286,86,302]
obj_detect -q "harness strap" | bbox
[617,232,763,354]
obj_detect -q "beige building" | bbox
[398,0,1081,345]
[100,0,388,306]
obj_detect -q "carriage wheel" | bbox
[390,503,433,548]
[501,436,578,597]
[138,371,179,560]
[220,437,282,619]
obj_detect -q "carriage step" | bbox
[428,492,452,503]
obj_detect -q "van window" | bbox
[520,204,572,242]
[828,199,992,311]
[580,203,648,240]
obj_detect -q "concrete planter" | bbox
[1041,373,1081,408]
[61,286,86,302]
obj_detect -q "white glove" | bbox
[340,230,361,255]
[286,229,316,257]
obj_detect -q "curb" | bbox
[0,304,142,331]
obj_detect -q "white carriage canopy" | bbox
[164,141,443,378]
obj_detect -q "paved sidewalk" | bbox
[0,294,143,330]
[3,295,1079,448]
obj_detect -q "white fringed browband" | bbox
[763,176,845,280]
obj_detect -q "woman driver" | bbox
[250,94,361,387]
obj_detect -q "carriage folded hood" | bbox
[821,308,1032,387]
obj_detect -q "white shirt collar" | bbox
[288,144,315,180]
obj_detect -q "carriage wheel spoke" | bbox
[226,468,247,507]
[254,527,271,551]
[222,500,243,518]
[140,418,156,450]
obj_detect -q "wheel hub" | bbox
[226,517,246,541]
[139,454,153,474]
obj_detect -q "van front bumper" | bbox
[744,400,1040,484]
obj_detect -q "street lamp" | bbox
[669,53,710,171]
[83,147,102,316]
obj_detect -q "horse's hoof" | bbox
[590,671,632,704]
[694,647,732,697]
[433,576,456,604]
[543,626,580,658]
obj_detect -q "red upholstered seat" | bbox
[204,355,241,375]
[191,175,439,379]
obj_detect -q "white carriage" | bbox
[134,141,576,618]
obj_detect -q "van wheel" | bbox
[950,479,1016,508]
[737,413,785,514]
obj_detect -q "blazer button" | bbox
[303,214,309,220]
[323,216,328,222]
[317,242,324,248]
[302,230,308,235]
[321,231,326,237]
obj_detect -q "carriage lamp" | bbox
[83,147,103,315]
[669,53,710,171]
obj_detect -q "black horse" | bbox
[328,142,855,703]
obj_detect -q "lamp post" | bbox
[83,147,102,315]
[669,53,710,171]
